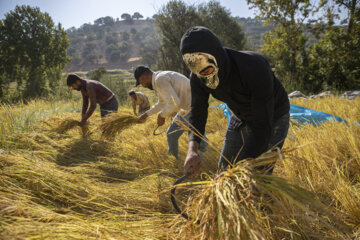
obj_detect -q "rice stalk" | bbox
[174,153,353,240]
[1,97,359,239]
[99,112,142,138]
[50,118,89,135]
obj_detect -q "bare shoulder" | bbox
[86,80,98,89]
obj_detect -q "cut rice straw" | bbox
[169,112,354,240]
[99,112,142,138]
[52,119,89,135]
[173,152,353,240]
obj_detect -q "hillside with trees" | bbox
[64,16,158,71]
[64,7,271,72]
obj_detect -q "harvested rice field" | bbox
[0,97,359,239]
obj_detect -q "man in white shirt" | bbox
[128,90,150,115]
[135,66,206,159]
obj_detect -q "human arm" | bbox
[132,100,137,115]
[184,74,210,175]
[144,94,165,117]
[80,83,97,125]
[81,93,89,118]
[184,141,201,175]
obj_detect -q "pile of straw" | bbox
[52,119,89,135]
[175,152,352,240]
[53,119,80,133]
[99,112,142,138]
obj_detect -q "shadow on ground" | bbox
[56,137,109,166]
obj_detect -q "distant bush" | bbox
[110,50,121,62]
[85,53,98,64]
[82,42,97,58]
[105,35,117,45]
[89,66,107,81]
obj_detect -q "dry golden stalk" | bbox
[99,112,142,138]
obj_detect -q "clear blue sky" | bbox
[0,0,256,29]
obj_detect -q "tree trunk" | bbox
[347,0,357,34]
[290,11,297,87]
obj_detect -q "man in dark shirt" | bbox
[66,74,118,125]
[180,26,290,175]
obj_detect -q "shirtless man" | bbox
[66,74,118,125]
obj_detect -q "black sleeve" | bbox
[237,57,274,160]
[188,73,210,143]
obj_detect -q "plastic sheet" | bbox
[211,103,348,126]
[289,104,347,125]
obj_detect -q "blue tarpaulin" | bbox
[289,104,347,126]
[212,103,348,126]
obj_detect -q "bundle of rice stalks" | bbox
[99,112,142,138]
[51,119,89,135]
[174,152,353,240]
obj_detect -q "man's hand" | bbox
[79,118,87,127]
[157,114,165,126]
[138,113,148,121]
[184,151,202,175]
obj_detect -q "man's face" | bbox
[139,74,153,90]
[71,80,82,91]
[183,52,219,89]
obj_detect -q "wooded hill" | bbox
[64,17,270,72]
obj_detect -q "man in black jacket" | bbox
[181,26,290,175]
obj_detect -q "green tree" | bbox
[82,42,97,59]
[156,0,245,74]
[198,1,246,50]
[0,5,70,99]
[121,13,133,24]
[156,0,201,74]
[79,23,93,34]
[121,31,130,41]
[86,53,98,64]
[71,55,82,65]
[118,41,130,61]
[130,28,137,34]
[306,0,360,91]
[139,32,160,68]
[110,50,121,61]
[246,0,313,91]
[105,35,117,45]
[333,0,359,34]
[132,12,143,20]
[68,46,77,56]
[90,66,107,81]
[105,44,118,59]
[94,16,114,26]
[0,34,5,98]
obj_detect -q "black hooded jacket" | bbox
[180,26,290,160]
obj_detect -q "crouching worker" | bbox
[134,66,207,159]
[129,90,150,116]
[66,74,118,126]
[180,26,290,175]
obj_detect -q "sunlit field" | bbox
[0,97,359,239]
